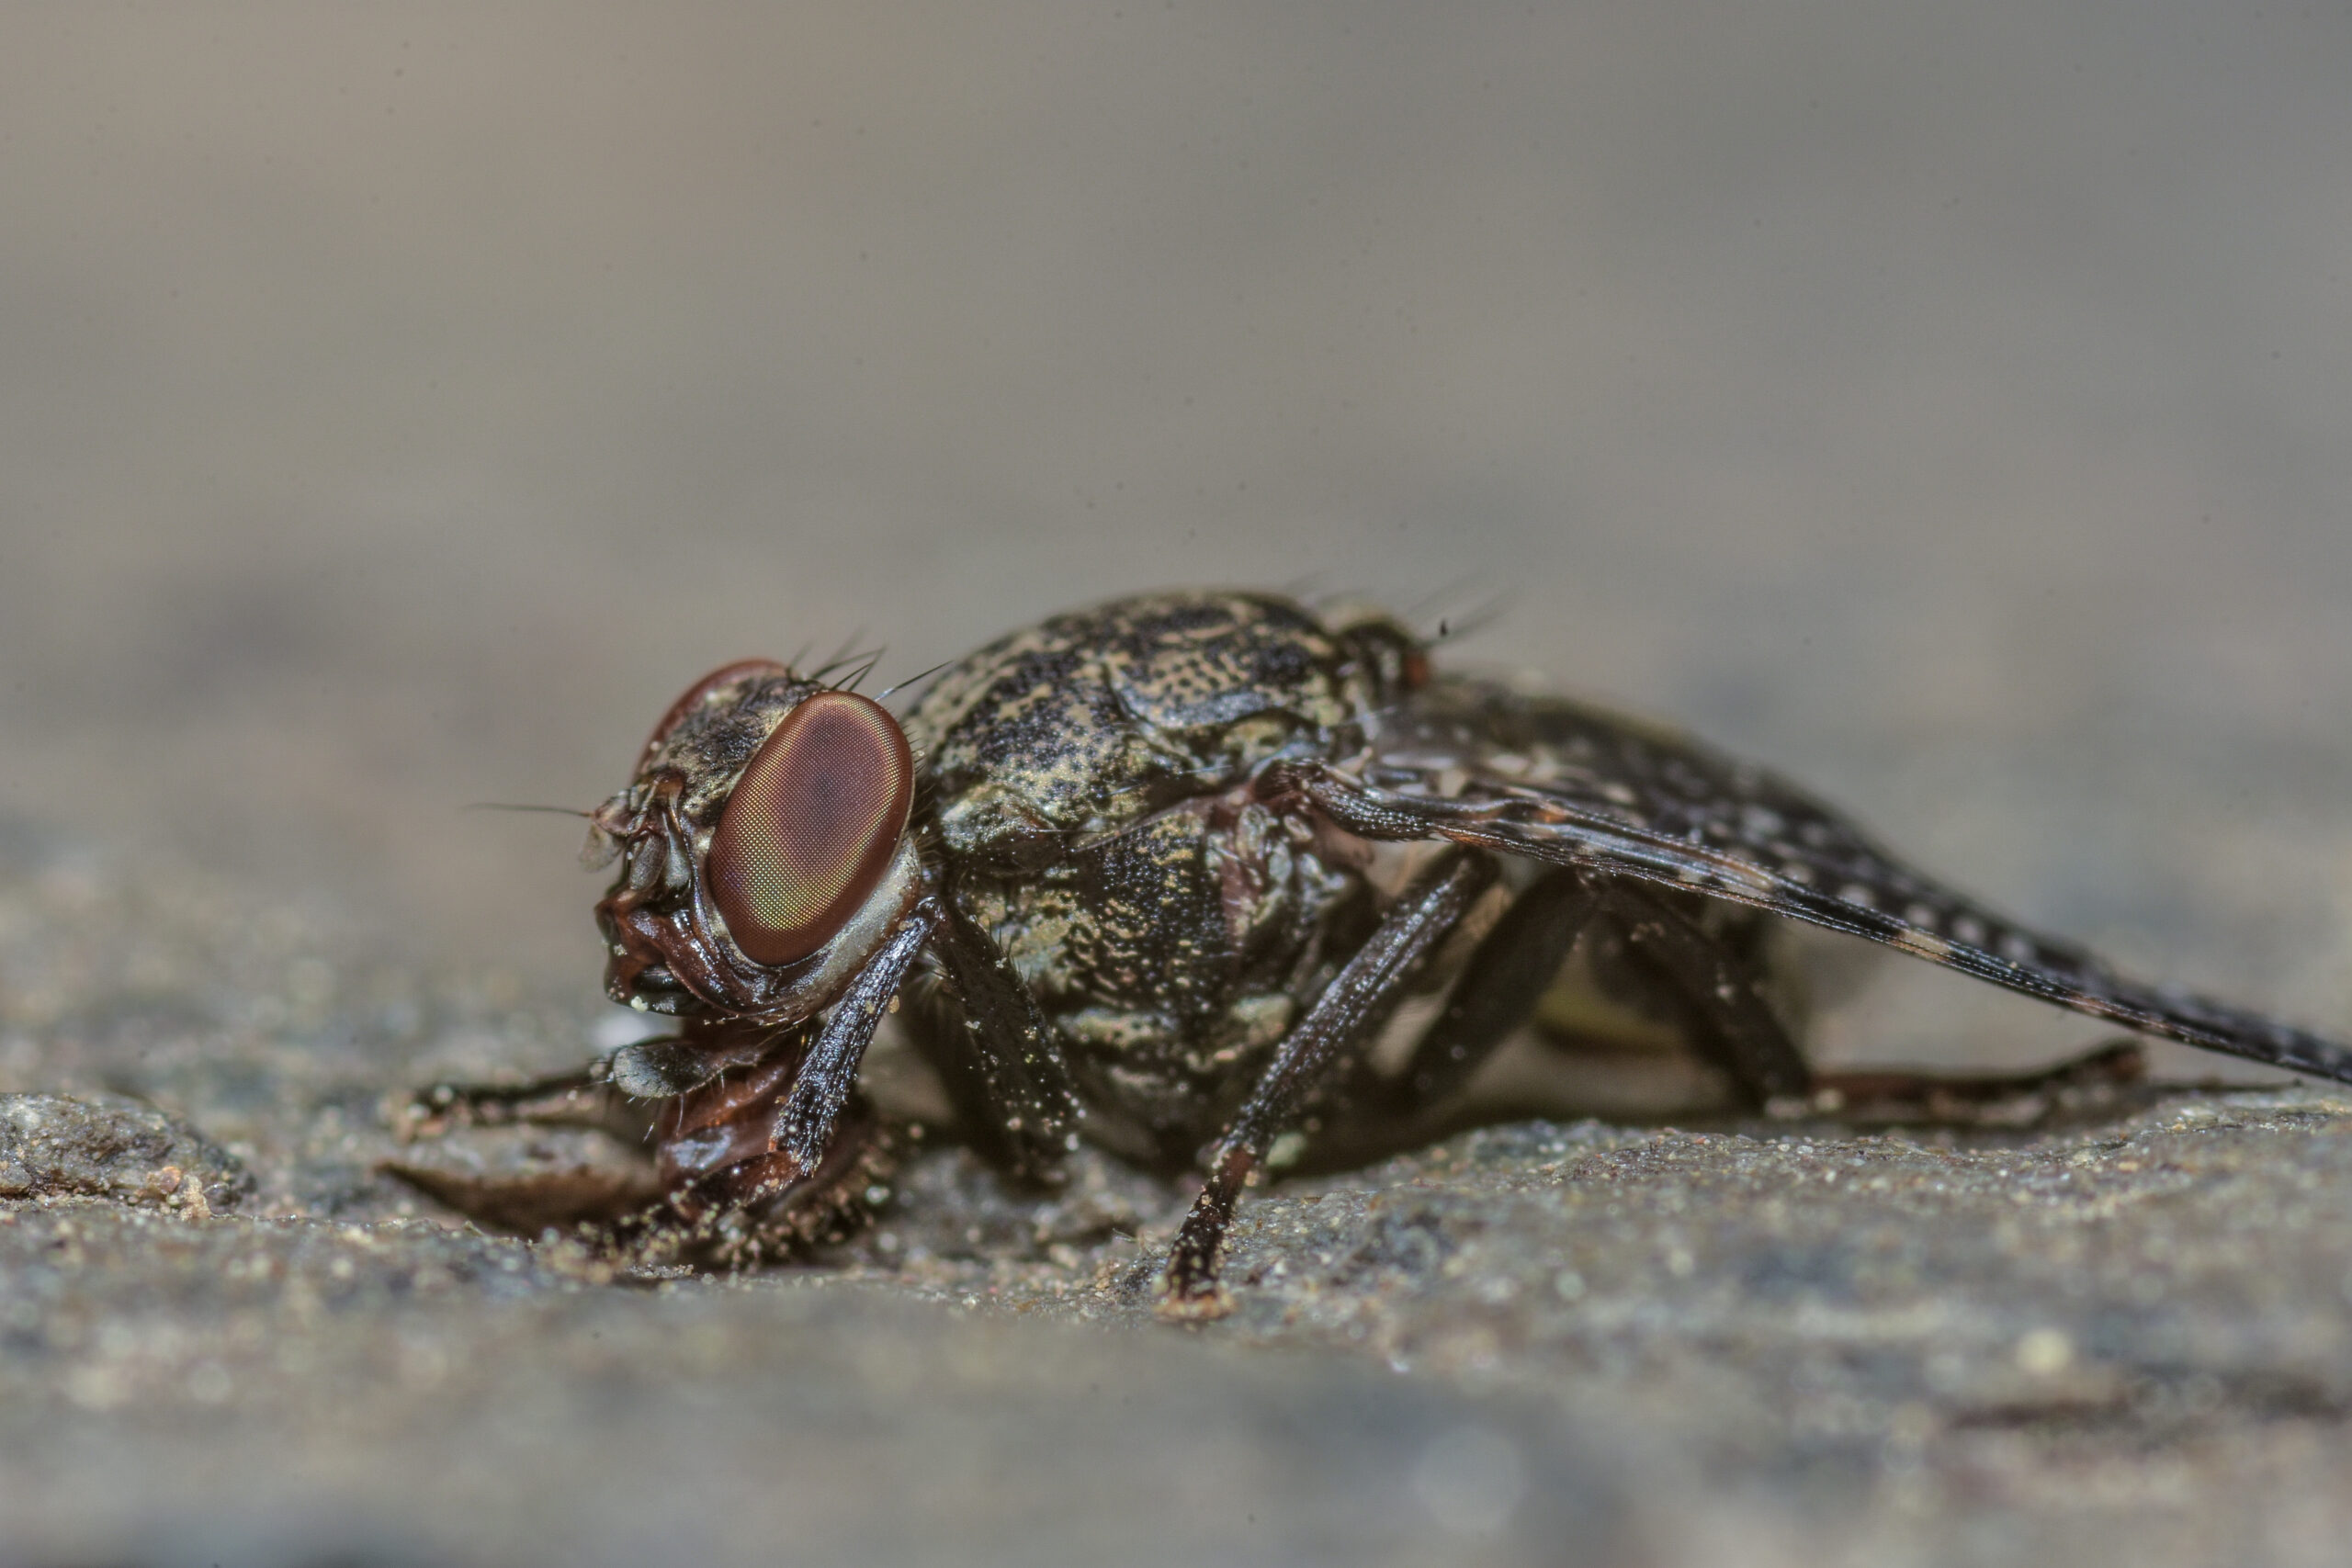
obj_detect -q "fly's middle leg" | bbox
[1157,851,1498,1320]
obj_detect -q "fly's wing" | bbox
[1353,675,2352,1082]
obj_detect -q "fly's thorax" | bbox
[928,775,1368,1154]
[905,591,1418,863]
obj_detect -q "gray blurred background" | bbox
[4,1,2349,1065]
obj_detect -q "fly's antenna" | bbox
[464,802,594,818]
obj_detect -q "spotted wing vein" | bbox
[1361,678,2352,1081]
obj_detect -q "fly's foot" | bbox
[1152,1145,1250,1322]
[643,1102,904,1269]
[1153,1244,1235,1323]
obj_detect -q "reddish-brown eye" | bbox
[707,691,915,967]
[639,660,792,772]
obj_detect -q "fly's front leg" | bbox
[1158,851,1497,1320]
[398,1008,807,1144]
[647,1055,900,1266]
[774,902,936,1171]
[399,1061,637,1143]
[405,1063,604,1120]
[636,908,935,1261]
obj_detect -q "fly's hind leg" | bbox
[1376,867,1600,1115]
[1577,881,1813,1108]
[1562,883,2144,1122]
[1565,881,2143,1122]
[1377,858,2135,1131]
[1802,1042,2145,1126]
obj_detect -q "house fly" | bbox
[401,591,2352,1318]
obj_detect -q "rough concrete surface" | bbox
[6,840,2352,1567]
[6,6,2352,1565]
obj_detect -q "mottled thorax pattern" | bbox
[905,591,1392,863]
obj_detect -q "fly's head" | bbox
[586,660,922,1024]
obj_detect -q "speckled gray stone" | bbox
[6,845,2352,1568]
[0,1093,250,1213]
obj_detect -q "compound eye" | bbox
[639,660,792,772]
[707,692,915,967]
